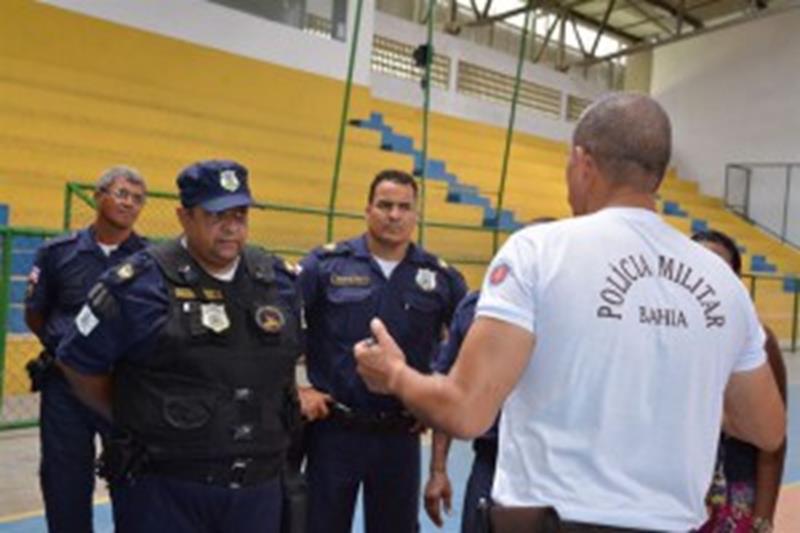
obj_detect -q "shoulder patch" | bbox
[43,232,79,249]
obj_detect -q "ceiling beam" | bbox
[459,0,643,43]
[638,0,704,29]
[570,2,800,68]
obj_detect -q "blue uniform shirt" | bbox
[25,227,147,353]
[433,291,499,443]
[57,246,302,375]
[300,234,467,413]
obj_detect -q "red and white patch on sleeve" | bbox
[489,263,510,285]
[28,266,40,285]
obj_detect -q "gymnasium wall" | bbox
[39,0,605,144]
[40,0,376,86]
[371,12,606,142]
[651,10,800,208]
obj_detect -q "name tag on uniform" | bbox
[200,303,230,333]
[330,274,371,287]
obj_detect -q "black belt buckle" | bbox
[229,458,251,489]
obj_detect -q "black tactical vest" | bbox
[112,241,300,479]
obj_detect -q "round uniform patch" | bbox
[116,263,134,280]
[255,305,285,334]
[489,263,510,285]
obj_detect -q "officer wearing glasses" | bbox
[55,160,303,533]
[25,165,148,533]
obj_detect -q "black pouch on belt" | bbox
[488,504,561,533]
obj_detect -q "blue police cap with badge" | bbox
[177,160,253,213]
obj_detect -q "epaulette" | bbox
[277,258,303,277]
[242,245,276,284]
[317,241,351,258]
[43,231,79,250]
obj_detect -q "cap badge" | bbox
[255,305,285,334]
[219,170,240,192]
[415,268,437,292]
[201,303,230,333]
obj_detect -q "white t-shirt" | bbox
[97,242,119,257]
[373,256,400,279]
[477,207,765,532]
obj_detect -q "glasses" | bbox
[103,187,146,206]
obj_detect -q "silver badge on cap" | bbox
[201,303,230,333]
[415,268,437,292]
[219,170,240,192]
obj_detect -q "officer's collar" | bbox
[355,233,427,264]
[80,226,144,254]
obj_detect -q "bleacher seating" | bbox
[0,0,797,361]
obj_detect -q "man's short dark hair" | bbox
[368,169,418,203]
[691,229,742,276]
[573,93,672,191]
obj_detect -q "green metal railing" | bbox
[63,182,512,263]
[327,0,365,243]
[0,226,61,429]
[493,5,533,254]
[2,182,800,430]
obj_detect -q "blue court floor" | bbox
[1,384,798,533]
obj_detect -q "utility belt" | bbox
[328,402,418,434]
[477,502,657,533]
[98,432,281,488]
[25,350,60,392]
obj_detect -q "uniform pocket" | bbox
[325,286,374,340]
[162,395,214,430]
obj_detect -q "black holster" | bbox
[97,432,150,484]
[25,350,56,392]
[477,499,561,533]
[280,466,307,533]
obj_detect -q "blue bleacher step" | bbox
[10,278,29,302]
[11,250,36,276]
[413,156,452,182]
[783,276,800,293]
[690,219,708,234]
[353,112,524,232]
[750,254,777,273]
[662,200,688,217]
[8,304,27,333]
[350,112,391,134]
[13,235,46,249]
[484,208,523,231]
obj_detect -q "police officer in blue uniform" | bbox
[298,169,467,533]
[423,291,499,533]
[24,165,148,533]
[55,160,303,533]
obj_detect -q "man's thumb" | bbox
[369,317,391,346]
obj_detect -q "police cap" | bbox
[177,160,253,213]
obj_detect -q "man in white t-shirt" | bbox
[353,93,785,531]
